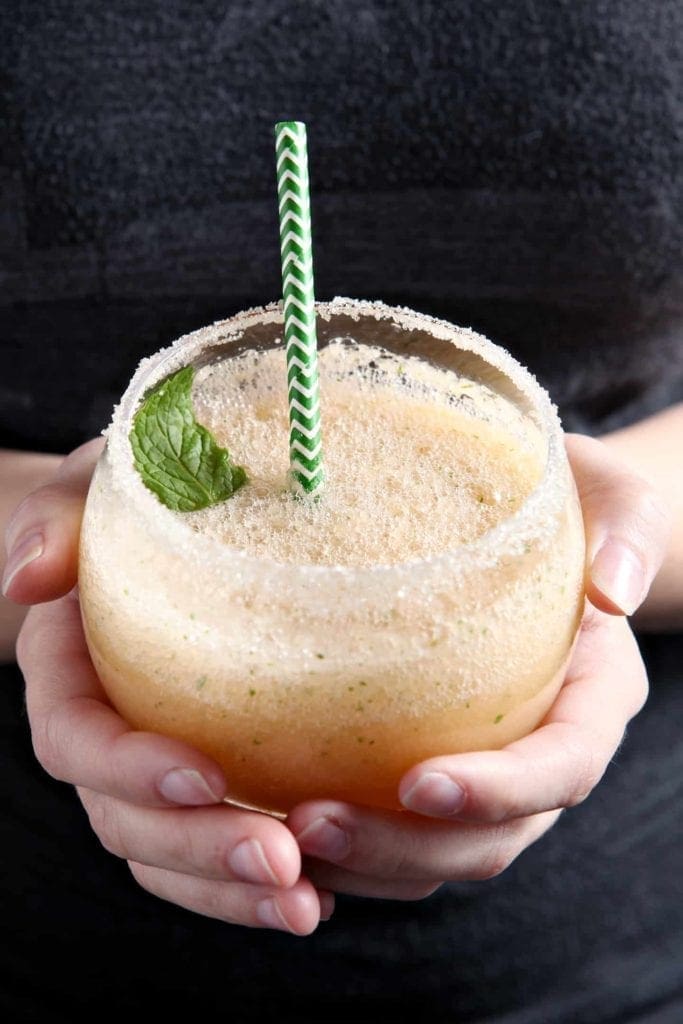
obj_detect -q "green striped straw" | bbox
[274,120,324,498]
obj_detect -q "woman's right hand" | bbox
[5,440,332,935]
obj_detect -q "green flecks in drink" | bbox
[494,713,504,724]
[130,365,247,512]
[249,687,257,696]
[315,652,325,659]
[195,675,207,690]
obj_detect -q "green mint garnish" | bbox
[130,366,247,512]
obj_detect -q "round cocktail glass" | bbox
[79,299,585,813]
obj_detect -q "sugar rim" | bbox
[105,297,570,582]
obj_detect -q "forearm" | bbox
[1,449,63,662]
[600,403,683,631]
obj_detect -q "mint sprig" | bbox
[130,366,247,512]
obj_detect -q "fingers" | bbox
[302,863,445,902]
[290,607,644,894]
[128,863,330,935]
[77,789,302,887]
[21,592,332,931]
[288,802,559,889]
[2,437,104,604]
[19,593,227,807]
[397,611,646,824]
[566,433,670,615]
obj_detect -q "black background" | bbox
[1,3,682,1021]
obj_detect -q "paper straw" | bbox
[274,120,324,498]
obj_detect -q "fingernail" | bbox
[401,772,467,816]
[318,890,335,922]
[158,767,221,805]
[228,838,280,886]
[256,896,294,933]
[295,816,350,861]
[591,540,647,616]
[2,531,44,596]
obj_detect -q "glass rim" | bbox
[105,297,571,583]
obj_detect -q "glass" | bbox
[79,299,585,813]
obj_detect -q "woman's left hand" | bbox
[287,434,671,899]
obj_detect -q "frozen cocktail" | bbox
[79,298,585,813]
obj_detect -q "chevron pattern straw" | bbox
[275,120,324,498]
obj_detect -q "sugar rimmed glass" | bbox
[79,299,585,813]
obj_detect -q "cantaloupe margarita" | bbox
[79,299,585,813]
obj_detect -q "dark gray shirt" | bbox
[1,2,682,1021]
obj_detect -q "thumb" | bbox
[566,433,671,616]
[2,438,104,604]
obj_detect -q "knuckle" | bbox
[166,825,208,873]
[26,480,70,509]
[484,774,527,822]
[80,792,129,859]
[629,673,649,718]
[472,826,517,881]
[31,709,67,780]
[399,881,443,902]
[377,844,415,879]
[564,736,602,807]
[615,481,671,563]
[521,809,563,849]
[15,619,31,669]
[623,645,649,720]
[5,482,70,546]
[630,483,671,539]
[128,860,157,895]
[472,855,510,882]
[4,493,35,547]
[158,815,225,877]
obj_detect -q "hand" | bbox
[5,434,670,907]
[5,440,332,934]
[286,434,671,899]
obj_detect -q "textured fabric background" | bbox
[1,0,682,451]
[1,3,682,1022]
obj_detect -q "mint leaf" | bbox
[130,366,247,511]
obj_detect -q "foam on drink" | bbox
[79,301,585,813]
[187,341,544,567]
